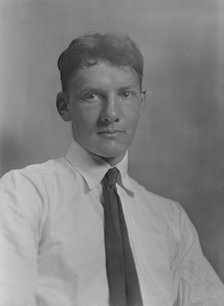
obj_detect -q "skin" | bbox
[57,60,145,165]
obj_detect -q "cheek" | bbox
[71,107,99,131]
[124,105,141,129]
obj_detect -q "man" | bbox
[0,32,223,306]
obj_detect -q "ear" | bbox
[140,89,146,115]
[56,92,71,122]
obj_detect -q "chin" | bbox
[83,139,129,161]
[97,146,127,161]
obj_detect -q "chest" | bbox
[38,185,180,305]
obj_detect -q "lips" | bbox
[97,129,125,139]
[98,130,123,134]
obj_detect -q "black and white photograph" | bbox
[0,0,224,305]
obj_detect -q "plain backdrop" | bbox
[0,0,224,280]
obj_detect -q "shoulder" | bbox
[0,157,78,186]
[129,175,182,213]
[1,158,64,187]
[0,157,81,207]
[129,176,194,241]
[0,158,78,225]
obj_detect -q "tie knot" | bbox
[102,167,120,188]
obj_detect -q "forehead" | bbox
[68,61,140,91]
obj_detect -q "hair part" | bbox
[57,32,144,92]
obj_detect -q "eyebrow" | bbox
[78,88,105,95]
[74,83,141,98]
[79,85,138,93]
[118,86,138,91]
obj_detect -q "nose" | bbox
[100,94,120,124]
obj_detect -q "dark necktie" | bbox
[101,167,143,306]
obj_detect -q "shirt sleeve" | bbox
[174,204,224,306]
[0,170,44,306]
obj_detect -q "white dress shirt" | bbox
[0,140,223,306]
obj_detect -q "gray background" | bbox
[0,0,224,280]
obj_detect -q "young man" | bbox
[0,33,223,306]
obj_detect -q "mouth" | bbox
[97,130,124,137]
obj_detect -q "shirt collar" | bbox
[65,140,137,195]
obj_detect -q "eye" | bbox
[82,92,101,102]
[119,90,136,98]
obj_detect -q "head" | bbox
[57,32,146,165]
